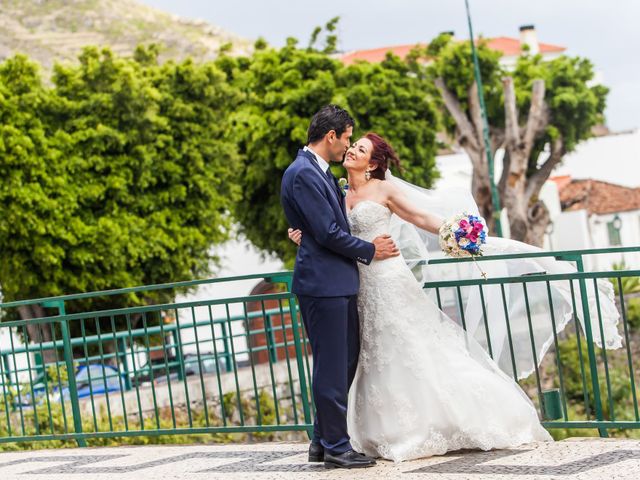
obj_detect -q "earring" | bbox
[365,170,371,181]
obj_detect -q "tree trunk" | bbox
[101,339,118,366]
[435,75,557,247]
[472,171,495,231]
[506,206,528,241]
[435,77,496,229]
[18,305,58,364]
[501,77,549,246]
[524,200,551,246]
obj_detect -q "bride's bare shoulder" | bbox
[378,179,401,197]
[366,178,396,201]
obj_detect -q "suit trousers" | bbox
[296,294,360,455]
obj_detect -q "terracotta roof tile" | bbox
[341,44,426,65]
[485,36,565,56]
[340,37,566,65]
[559,179,640,215]
[550,175,573,191]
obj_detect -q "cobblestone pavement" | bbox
[0,438,638,480]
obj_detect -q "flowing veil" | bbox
[385,170,623,379]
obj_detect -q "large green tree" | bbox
[427,35,607,245]
[0,47,241,352]
[218,23,440,265]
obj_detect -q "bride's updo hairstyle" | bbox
[364,132,401,180]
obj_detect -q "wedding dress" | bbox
[346,200,553,462]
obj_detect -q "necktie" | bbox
[326,169,341,197]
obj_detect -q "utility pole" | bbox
[464,0,503,236]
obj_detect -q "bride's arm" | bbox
[383,182,443,234]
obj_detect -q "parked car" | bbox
[57,364,126,400]
[133,353,218,386]
[13,364,125,406]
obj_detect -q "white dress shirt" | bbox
[304,146,330,174]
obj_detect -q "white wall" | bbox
[551,209,592,250]
[175,236,285,361]
[550,208,640,270]
[553,129,640,188]
[587,210,640,270]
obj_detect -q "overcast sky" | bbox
[143,0,639,132]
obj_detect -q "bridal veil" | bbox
[385,170,622,379]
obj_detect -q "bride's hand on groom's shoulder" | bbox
[288,228,302,246]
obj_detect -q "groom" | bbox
[280,105,399,469]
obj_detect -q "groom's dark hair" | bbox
[307,105,355,144]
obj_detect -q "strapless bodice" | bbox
[347,200,392,243]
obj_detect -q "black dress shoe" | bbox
[324,449,377,469]
[308,442,324,462]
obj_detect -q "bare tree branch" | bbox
[468,81,485,146]
[489,128,505,156]
[435,77,481,154]
[525,136,566,199]
[522,79,547,152]
[502,75,533,198]
[502,76,521,149]
[498,146,510,197]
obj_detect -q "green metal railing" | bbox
[1,247,639,448]
[1,307,302,390]
[0,272,314,447]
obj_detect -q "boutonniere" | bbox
[337,177,348,196]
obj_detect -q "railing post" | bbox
[172,329,185,381]
[287,293,313,438]
[33,352,44,382]
[268,273,313,435]
[266,273,294,294]
[1,354,14,413]
[566,255,608,437]
[117,338,132,391]
[49,301,87,448]
[2,354,11,387]
[220,323,232,373]
[265,314,277,364]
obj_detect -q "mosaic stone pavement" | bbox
[0,438,638,479]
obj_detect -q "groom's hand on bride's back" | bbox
[287,228,398,260]
[287,228,302,246]
[373,234,400,260]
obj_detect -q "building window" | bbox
[607,216,622,246]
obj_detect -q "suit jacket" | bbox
[281,149,375,297]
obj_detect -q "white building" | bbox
[552,177,640,270]
[553,129,640,189]
[549,129,640,269]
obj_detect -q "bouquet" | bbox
[439,213,488,278]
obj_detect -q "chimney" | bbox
[519,25,539,55]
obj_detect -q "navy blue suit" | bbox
[281,149,375,454]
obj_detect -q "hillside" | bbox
[0,0,252,67]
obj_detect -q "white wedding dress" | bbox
[346,200,553,462]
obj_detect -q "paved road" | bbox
[0,438,638,479]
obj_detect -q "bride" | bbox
[287,132,559,462]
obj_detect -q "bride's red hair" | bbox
[364,133,401,180]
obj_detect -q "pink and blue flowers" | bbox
[439,213,487,257]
